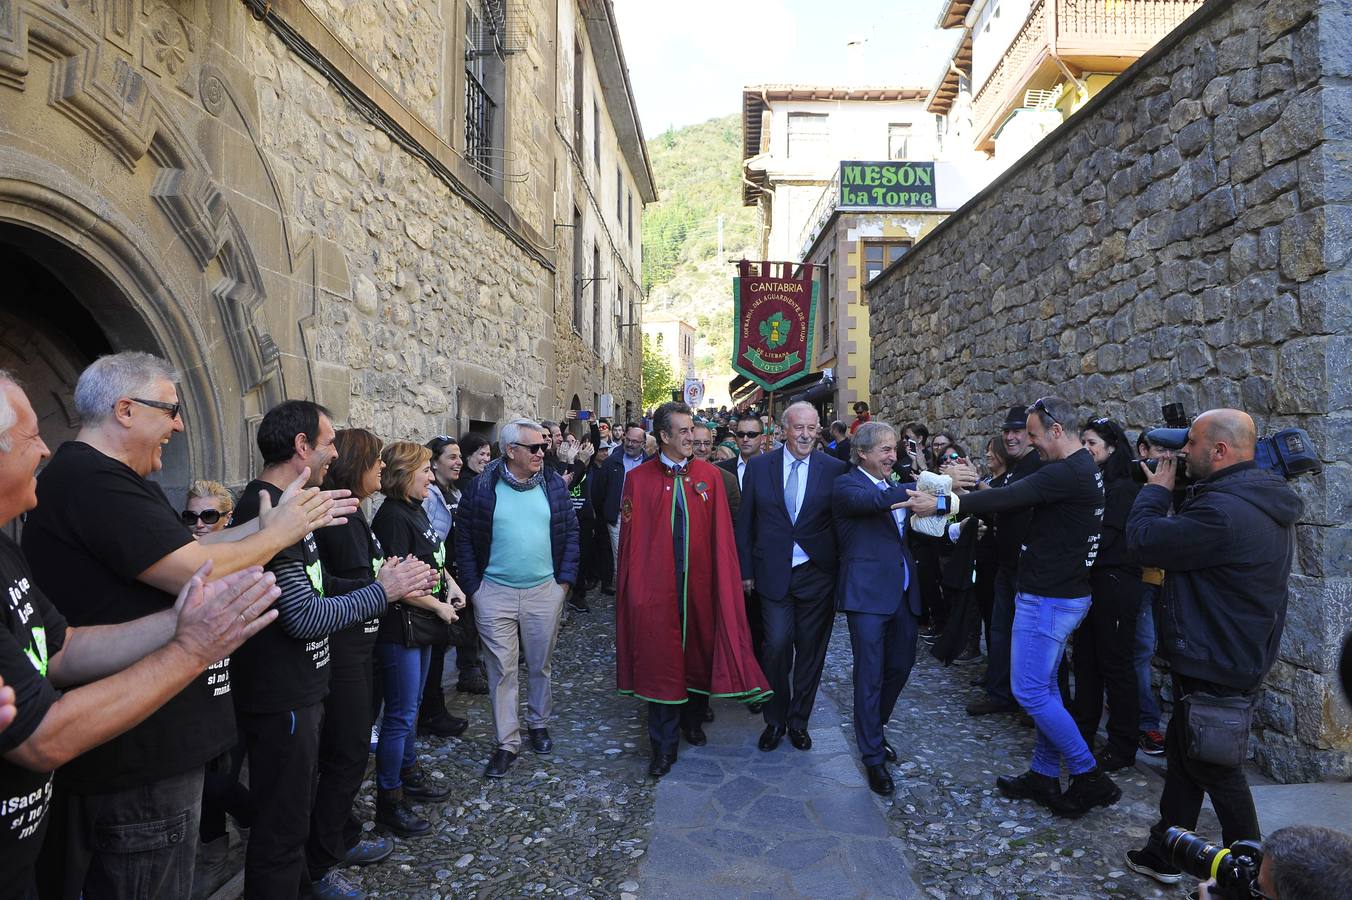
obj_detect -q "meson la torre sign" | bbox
[839,160,937,208]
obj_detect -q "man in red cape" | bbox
[615,402,771,778]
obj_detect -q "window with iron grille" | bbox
[592,243,602,352]
[464,0,504,185]
[572,207,584,332]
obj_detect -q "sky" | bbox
[612,0,963,136]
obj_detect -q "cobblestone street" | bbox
[306,595,1224,899]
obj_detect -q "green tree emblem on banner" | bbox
[759,312,790,349]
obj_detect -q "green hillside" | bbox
[642,114,758,380]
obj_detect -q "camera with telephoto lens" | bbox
[1166,827,1264,899]
[1133,403,1322,480]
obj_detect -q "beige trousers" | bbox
[473,578,566,753]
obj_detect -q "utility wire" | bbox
[241,0,554,271]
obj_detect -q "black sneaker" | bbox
[567,595,590,613]
[1048,767,1121,818]
[966,697,1019,716]
[1125,847,1183,885]
[995,770,1062,808]
[1095,748,1136,772]
[456,670,489,694]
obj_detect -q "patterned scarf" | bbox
[487,457,546,493]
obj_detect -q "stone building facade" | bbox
[868,0,1351,782]
[0,0,652,500]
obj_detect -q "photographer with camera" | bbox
[1123,409,1304,888]
[1168,823,1352,900]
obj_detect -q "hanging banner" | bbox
[683,379,705,409]
[731,260,818,392]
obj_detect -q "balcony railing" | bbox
[465,71,496,183]
[970,0,1202,150]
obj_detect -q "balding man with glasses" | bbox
[901,396,1119,819]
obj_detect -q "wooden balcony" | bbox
[970,0,1203,152]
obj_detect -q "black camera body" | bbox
[1134,404,1322,480]
[1166,827,1264,899]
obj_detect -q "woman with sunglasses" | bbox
[181,480,233,538]
[1069,417,1145,773]
[185,479,249,892]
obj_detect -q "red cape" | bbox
[615,457,771,704]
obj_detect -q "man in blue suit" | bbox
[832,421,923,795]
[736,401,848,752]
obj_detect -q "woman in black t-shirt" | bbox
[1071,417,1146,772]
[307,429,396,884]
[370,443,465,838]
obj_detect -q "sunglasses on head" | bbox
[513,442,547,455]
[181,509,225,526]
[1028,397,1062,427]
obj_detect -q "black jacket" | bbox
[1127,461,1302,690]
[590,451,647,524]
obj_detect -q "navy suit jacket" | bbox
[590,451,647,524]
[735,448,848,602]
[832,467,924,617]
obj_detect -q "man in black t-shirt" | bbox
[229,401,431,899]
[0,374,280,896]
[903,396,1119,819]
[20,352,354,899]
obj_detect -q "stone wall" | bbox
[869,0,1352,781]
[246,25,552,440]
[305,0,446,131]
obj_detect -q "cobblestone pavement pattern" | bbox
[258,597,1220,898]
[817,626,1220,900]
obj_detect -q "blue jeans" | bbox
[374,642,431,790]
[1135,584,1161,731]
[1011,592,1096,777]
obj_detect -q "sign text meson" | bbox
[840,160,936,208]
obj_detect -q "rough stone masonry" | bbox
[868,0,1352,782]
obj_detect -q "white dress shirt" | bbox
[861,467,910,589]
[782,448,810,568]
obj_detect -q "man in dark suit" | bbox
[717,413,763,490]
[589,422,649,574]
[832,421,923,795]
[719,414,765,688]
[736,401,848,752]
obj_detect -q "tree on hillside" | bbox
[642,334,679,408]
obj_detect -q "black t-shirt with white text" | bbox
[959,448,1104,599]
[371,499,447,644]
[994,449,1043,569]
[0,535,68,889]
[20,441,234,792]
[314,510,383,668]
[229,480,329,713]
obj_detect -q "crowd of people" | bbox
[0,351,1348,900]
